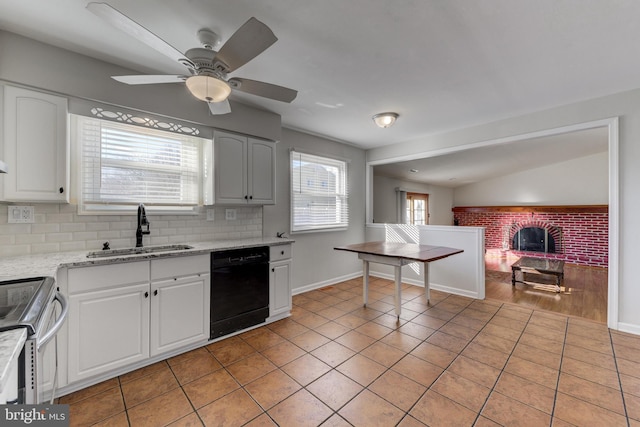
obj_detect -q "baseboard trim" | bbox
[369,271,481,300]
[615,322,640,335]
[292,272,362,295]
[296,271,481,300]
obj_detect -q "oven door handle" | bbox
[37,292,69,351]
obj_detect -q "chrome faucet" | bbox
[136,203,150,247]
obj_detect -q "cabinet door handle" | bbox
[154,289,158,296]
[249,195,253,200]
[281,250,285,255]
[59,187,64,194]
[272,268,275,272]
[144,291,149,298]
[244,195,248,199]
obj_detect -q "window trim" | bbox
[73,114,208,216]
[290,149,349,233]
[406,192,429,225]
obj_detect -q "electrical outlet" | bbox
[206,209,215,221]
[7,206,34,224]
[225,209,236,221]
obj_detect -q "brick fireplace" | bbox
[452,205,608,267]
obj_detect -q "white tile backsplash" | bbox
[0,204,262,257]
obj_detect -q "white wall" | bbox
[0,31,281,141]
[453,151,608,206]
[372,175,454,225]
[263,128,366,294]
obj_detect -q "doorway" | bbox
[366,117,618,328]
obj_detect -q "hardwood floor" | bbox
[485,255,608,323]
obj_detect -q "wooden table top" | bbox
[334,241,463,263]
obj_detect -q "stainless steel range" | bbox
[0,276,68,404]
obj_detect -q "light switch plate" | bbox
[225,209,236,221]
[206,209,215,221]
[8,206,34,223]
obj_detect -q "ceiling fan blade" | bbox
[87,2,192,67]
[228,78,297,103]
[112,75,187,85]
[208,100,231,115]
[214,17,277,73]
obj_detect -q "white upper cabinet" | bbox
[212,130,275,205]
[2,85,70,202]
[248,138,276,204]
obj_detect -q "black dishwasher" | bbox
[210,246,270,339]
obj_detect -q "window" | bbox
[290,150,348,232]
[406,192,428,225]
[75,115,207,214]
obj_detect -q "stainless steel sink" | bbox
[87,244,193,258]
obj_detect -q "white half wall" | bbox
[365,224,485,299]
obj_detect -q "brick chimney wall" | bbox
[453,206,608,267]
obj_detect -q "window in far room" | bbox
[290,150,349,232]
[406,192,429,225]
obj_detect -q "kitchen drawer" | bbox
[270,244,292,262]
[68,261,149,294]
[151,254,209,280]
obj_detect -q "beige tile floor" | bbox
[60,277,640,426]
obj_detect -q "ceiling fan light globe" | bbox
[186,75,231,103]
[372,112,399,128]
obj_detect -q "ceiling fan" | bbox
[86,2,297,115]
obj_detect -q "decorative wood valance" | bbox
[452,205,608,214]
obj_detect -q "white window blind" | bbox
[290,150,349,232]
[76,115,205,212]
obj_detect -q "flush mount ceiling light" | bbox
[185,75,232,103]
[372,112,399,128]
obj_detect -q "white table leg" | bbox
[394,265,402,318]
[362,259,369,307]
[424,262,430,303]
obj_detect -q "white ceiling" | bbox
[373,126,609,187]
[0,0,629,183]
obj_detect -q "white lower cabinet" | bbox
[269,244,292,319]
[67,255,209,384]
[67,261,150,383]
[150,256,210,357]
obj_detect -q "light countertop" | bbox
[0,237,294,281]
